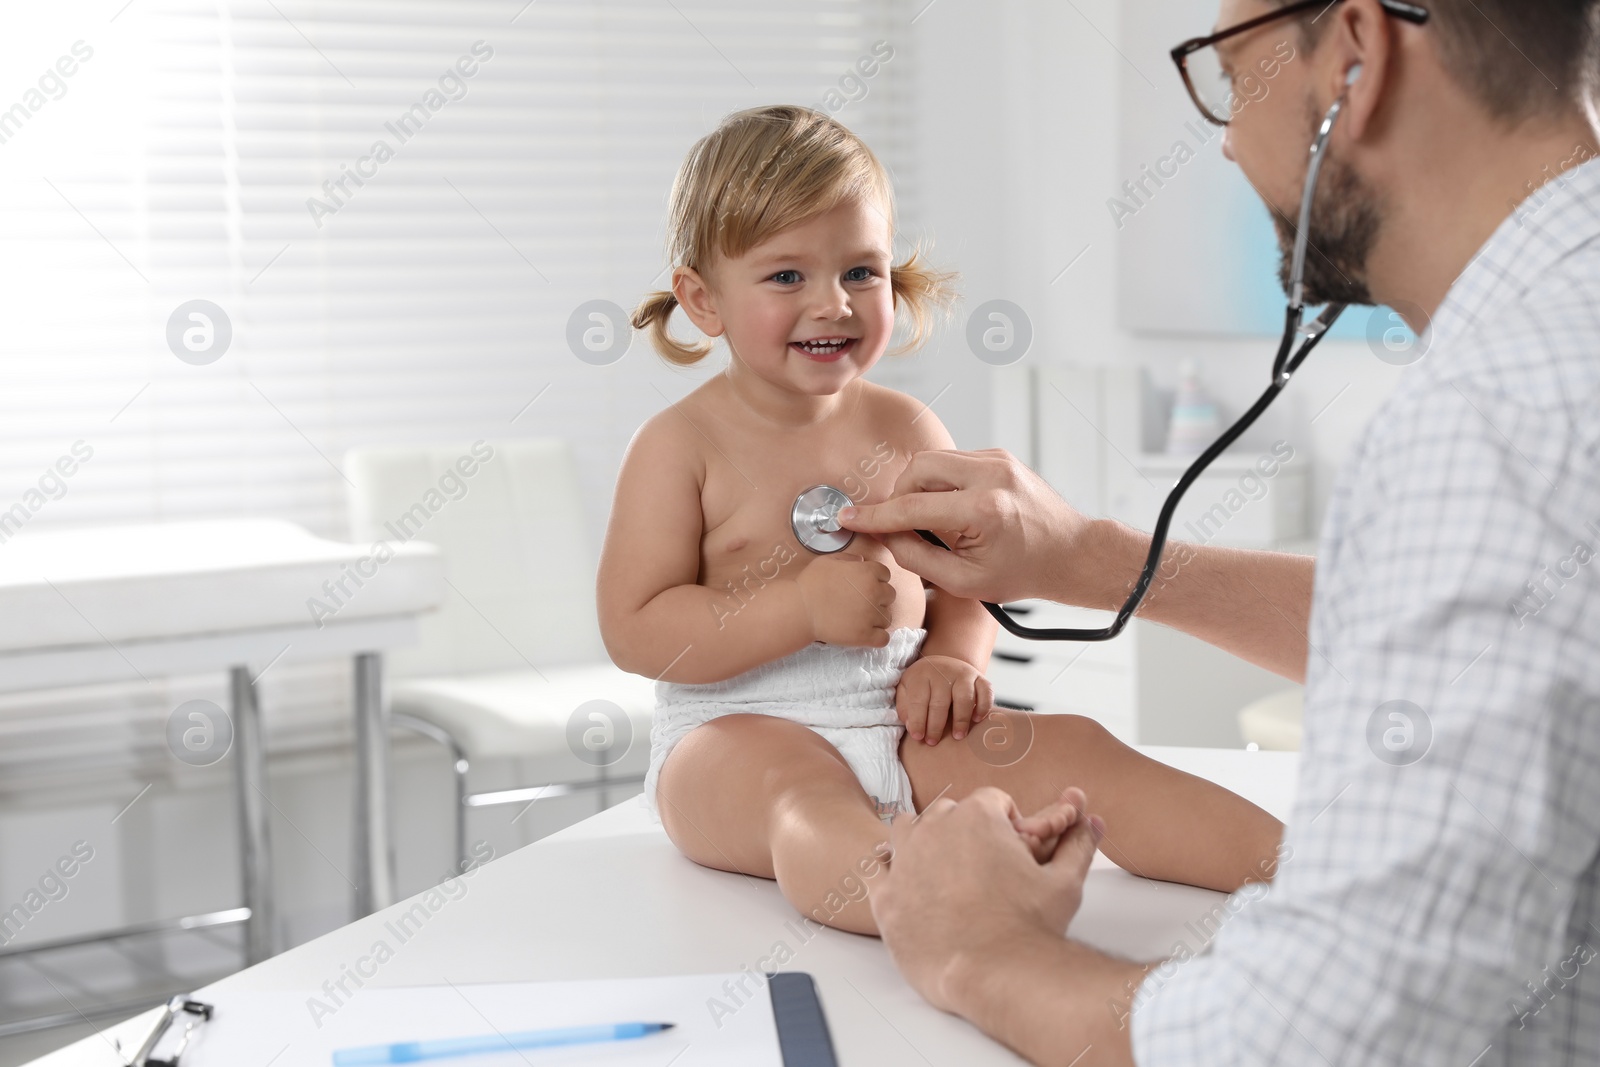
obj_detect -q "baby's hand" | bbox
[896,655,994,744]
[795,552,896,647]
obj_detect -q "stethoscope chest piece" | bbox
[791,484,856,554]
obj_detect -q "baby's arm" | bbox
[921,578,999,672]
[597,414,810,684]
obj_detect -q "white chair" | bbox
[1237,688,1304,751]
[344,439,655,867]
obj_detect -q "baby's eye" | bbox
[769,270,801,285]
[844,266,876,283]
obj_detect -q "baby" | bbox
[597,105,1281,936]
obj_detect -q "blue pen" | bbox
[332,1021,676,1065]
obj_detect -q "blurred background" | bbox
[0,0,1410,1059]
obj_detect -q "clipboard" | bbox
[130,972,837,1066]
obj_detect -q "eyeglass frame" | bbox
[1170,0,1430,127]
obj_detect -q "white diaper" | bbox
[642,627,927,826]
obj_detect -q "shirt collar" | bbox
[1419,152,1600,357]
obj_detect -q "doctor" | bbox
[838,1,1600,1064]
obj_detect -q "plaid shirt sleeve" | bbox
[1129,163,1600,1065]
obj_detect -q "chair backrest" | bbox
[344,439,605,679]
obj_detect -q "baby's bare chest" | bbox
[696,427,905,586]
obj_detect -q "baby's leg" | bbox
[654,713,894,935]
[900,713,1283,893]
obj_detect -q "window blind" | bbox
[0,0,916,790]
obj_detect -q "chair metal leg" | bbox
[392,712,469,874]
[229,667,274,963]
[384,710,645,871]
[352,652,395,917]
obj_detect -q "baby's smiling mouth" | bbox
[790,337,857,360]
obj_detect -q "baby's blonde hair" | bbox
[633,105,955,366]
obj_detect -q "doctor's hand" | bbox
[837,449,1116,609]
[894,655,994,745]
[872,786,1103,1015]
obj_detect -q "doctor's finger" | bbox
[874,529,972,589]
[836,486,980,536]
[890,449,1018,498]
[1016,786,1085,832]
[1012,801,1081,842]
[1044,810,1104,887]
[959,785,1031,827]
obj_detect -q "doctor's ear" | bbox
[671,266,726,339]
[1322,0,1397,141]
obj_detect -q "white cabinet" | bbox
[1035,364,1310,549]
[1109,453,1308,550]
[1010,364,1312,747]
[987,601,1139,744]
[985,598,1297,750]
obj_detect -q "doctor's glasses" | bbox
[1170,0,1429,127]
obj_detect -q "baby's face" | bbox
[706,196,895,396]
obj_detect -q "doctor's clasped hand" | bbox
[868,784,1133,1013]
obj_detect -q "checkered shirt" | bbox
[1131,157,1600,1064]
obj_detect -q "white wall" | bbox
[901,0,1411,749]
[907,0,1405,533]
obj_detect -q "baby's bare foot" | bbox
[1013,787,1088,863]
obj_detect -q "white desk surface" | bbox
[0,518,443,690]
[0,518,442,654]
[30,747,1297,1066]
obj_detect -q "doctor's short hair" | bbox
[631,105,955,367]
[1287,0,1600,122]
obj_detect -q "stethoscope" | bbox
[791,81,1356,642]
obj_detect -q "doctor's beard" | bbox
[1269,100,1381,307]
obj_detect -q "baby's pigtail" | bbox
[888,248,960,355]
[631,289,714,366]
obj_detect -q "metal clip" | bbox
[119,995,213,1067]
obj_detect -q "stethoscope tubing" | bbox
[914,95,1353,642]
[913,314,1334,641]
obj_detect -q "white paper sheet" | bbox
[167,973,784,1067]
